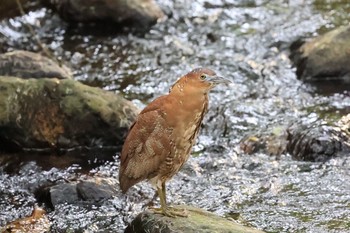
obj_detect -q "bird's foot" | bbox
[148,206,188,218]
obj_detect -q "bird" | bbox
[119,68,230,217]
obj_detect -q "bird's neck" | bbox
[168,83,209,115]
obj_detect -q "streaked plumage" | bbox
[119,68,230,217]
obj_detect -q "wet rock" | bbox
[240,117,350,162]
[76,180,117,203]
[125,205,264,233]
[240,135,266,155]
[290,25,350,80]
[0,50,73,79]
[240,126,289,156]
[50,183,80,206]
[44,178,118,208]
[0,76,138,152]
[286,117,350,162]
[41,0,165,28]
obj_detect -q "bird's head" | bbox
[171,68,231,94]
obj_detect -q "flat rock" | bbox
[0,50,73,79]
[125,205,264,233]
[0,76,138,151]
[290,25,350,81]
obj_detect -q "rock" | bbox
[290,25,350,80]
[240,135,265,154]
[0,50,73,79]
[286,118,350,162]
[240,126,289,156]
[240,116,350,162]
[76,180,117,203]
[39,178,118,208]
[125,205,264,233]
[41,0,165,28]
[50,183,80,206]
[0,76,138,152]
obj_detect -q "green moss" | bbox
[130,205,264,233]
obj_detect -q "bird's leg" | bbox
[149,182,188,217]
[161,182,167,205]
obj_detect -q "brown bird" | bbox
[119,68,230,217]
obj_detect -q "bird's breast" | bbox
[169,97,207,158]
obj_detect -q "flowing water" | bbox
[0,0,350,232]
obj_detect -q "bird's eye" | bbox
[200,74,206,80]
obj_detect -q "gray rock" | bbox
[50,183,80,206]
[77,180,117,202]
[286,117,350,162]
[240,115,350,162]
[0,76,139,151]
[49,178,118,207]
[125,205,265,233]
[0,50,73,79]
[290,25,350,80]
[42,0,165,28]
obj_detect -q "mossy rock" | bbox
[0,76,138,151]
[125,205,264,233]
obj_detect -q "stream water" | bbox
[0,0,350,232]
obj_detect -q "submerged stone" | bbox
[125,205,264,233]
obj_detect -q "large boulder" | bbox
[290,25,350,81]
[41,0,165,28]
[0,50,73,79]
[125,206,264,233]
[0,76,138,152]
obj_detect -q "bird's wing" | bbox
[119,106,173,192]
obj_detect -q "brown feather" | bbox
[119,96,174,193]
[119,68,224,194]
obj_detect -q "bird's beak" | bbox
[207,75,233,85]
